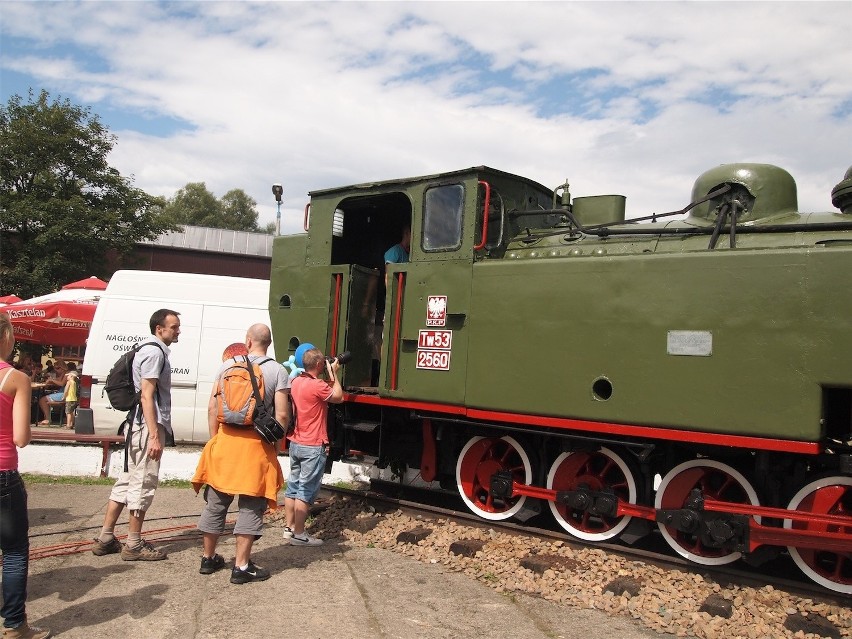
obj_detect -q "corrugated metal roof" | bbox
[139,225,273,257]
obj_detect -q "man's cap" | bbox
[294,343,315,368]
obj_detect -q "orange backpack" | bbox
[215,356,271,426]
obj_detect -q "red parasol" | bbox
[5,287,102,347]
[0,295,24,305]
[61,276,108,291]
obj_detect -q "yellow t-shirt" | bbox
[65,373,79,402]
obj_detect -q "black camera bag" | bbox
[244,358,286,445]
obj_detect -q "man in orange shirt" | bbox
[191,324,290,584]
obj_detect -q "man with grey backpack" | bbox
[191,323,291,584]
[92,308,180,561]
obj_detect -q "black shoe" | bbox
[230,561,270,584]
[199,553,225,575]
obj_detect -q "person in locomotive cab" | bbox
[282,347,344,546]
[362,224,411,386]
[384,225,411,265]
[192,325,290,584]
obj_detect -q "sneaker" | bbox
[282,526,294,540]
[229,561,270,584]
[121,540,167,561]
[199,553,225,575]
[2,620,52,639]
[289,532,323,546]
[91,537,122,556]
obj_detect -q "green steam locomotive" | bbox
[270,162,852,594]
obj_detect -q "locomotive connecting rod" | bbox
[490,472,852,554]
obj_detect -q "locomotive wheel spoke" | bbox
[784,476,852,595]
[546,447,637,541]
[455,436,532,521]
[655,460,760,566]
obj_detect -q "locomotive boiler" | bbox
[269,162,852,594]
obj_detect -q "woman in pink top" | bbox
[0,312,52,639]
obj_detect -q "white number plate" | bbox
[416,349,451,371]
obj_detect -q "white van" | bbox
[78,270,274,444]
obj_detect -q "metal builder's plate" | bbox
[666,330,713,357]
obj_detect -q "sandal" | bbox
[38,420,49,425]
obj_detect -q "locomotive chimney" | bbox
[831,166,852,214]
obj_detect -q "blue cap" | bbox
[294,343,315,368]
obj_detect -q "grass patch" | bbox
[21,473,191,489]
[328,480,367,491]
[161,479,192,488]
[22,473,114,486]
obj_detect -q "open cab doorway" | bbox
[329,192,412,390]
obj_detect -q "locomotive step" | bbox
[343,419,380,432]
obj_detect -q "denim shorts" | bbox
[284,442,327,504]
[48,391,63,402]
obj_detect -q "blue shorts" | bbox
[284,442,327,504]
[48,391,64,402]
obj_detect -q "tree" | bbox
[0,89,175,298]
[161,182,222,227]
[221,189,261,231]
[161,184,266,233]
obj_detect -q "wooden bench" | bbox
[30,431,125,477]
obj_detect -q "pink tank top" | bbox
[0,361,19,470]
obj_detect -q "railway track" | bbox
[305,482,851,639]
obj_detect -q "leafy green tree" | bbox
[221,189,261,231]
[161,184,267,233]
[161,182,222,227]
[0,89,175,298]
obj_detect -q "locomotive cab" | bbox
[273,167,556,392]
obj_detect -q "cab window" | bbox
[423,184,463,251]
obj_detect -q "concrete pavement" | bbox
[17,481,669,639]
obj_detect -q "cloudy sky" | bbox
[2,1,851,234]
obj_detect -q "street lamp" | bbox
[272,184,283,236]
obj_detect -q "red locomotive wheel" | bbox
[655,460,760,566]
[546,447,637,541]
[784,476,852,595]
[455,435,532,521]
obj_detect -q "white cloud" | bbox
[2,1,850,235]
